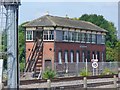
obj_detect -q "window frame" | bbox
[64,50,68,63]
[101,35,105,44]
[63,31,69,41]
[76,51,80,63]
[86,33,91,43]
[70,50,74,63]
[58,51,62,64]
[81,33,86,43]
[82,51,85,62]
[43,30,54,41]
[26,30,33,41]
[91,34,96,44]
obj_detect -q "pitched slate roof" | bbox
[24,15,107,32]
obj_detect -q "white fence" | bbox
[54,62,119,77]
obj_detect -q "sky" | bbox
[19,1,118,31]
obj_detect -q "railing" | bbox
[54,62,119,77]
[31,40,43,72]
[25,38,40,72]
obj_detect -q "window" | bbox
[70,51,74,63]
[69,32,72,41]
[58,51,62,64]
[81,33,86,43]
[63,31,68,41]
[87,51,90,62]
[92,34,96,43]
[69,31,74,41]
[97,51,100,62]
[64,51,68,63]
[82,51,85,62]
[76,51,79,63]
[75,32,80,42]
[43,31,48,40]
[43,30,54,40]
[49,30,54,40]
[86,34,91,43]
[92,51,95,59]
[101,35,105,44]
[26,31,33,41]
[102,52,104,62]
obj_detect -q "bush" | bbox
[101,68,113,75]
[42,68,56,80]
[80,68,91,77]
[20,62,25,72]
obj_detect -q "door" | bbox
[45,60,52,70]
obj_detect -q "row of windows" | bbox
[58,50,104,64]
[63,31,105,44]
[26,30,105,44]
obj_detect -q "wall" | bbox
[26,41,34,62]
[42,41,55,70]
[55,42,106,63]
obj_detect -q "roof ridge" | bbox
[85,21,107,31]
[46,15,56,26]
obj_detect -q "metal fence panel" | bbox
[54,62,119,77]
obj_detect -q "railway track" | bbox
[20,74,118,85]
[3,74,119,89]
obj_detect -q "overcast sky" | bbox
[19,1,118,30]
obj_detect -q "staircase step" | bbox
[36,65,42,67]
[37,60,42,63]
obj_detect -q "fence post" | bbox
[47,79,51,89]
[76,63,78,76]
[83,77,87,88]
[113,75,117,88]
[0,83,3,90]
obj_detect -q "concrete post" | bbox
[47,79,51,89]
[83,77,87,88]
[113,75,117,88]
[0,83,3,90]
[118,68,120,78]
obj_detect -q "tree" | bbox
[18,22,29,72]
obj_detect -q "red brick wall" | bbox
[25,41,55,70]
[26,41,34,62]
[42,41,55,70]
[55,42,106,62]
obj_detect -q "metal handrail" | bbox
[25,38,38,72]
[31,40,43,72]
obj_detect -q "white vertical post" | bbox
[47,79,51,89]
[113,75,117,88]
[96,54,98,75]
[92,54,94,76]
[85,59,87,76]
[0,59,3,90]
[83,77,87,88]
[93,54,94,59]
[96,54,97,59]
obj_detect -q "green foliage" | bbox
[114,41,120,62]
[18,22,29,72]
[106,47,116,62]
[80,68,91,77]
[101,68,114,75]
[19,22,28,63]
[42,68,56,79]
[20,62,25,72]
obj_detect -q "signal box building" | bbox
[24,15,107,76]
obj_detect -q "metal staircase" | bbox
[25,38,43,78]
